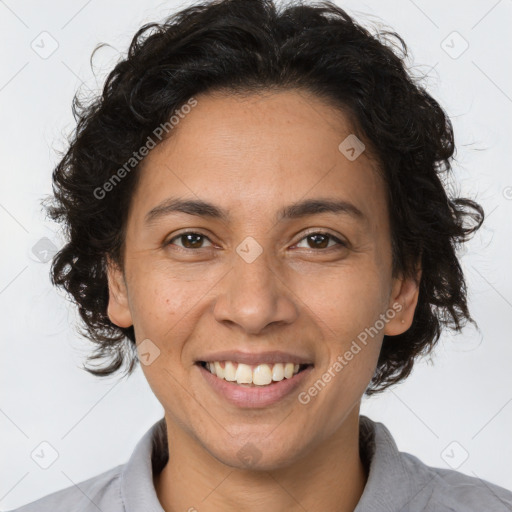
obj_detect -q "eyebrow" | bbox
[144,197,367,226]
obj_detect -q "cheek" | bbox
[296,335,381,445]
[128,269,192,336]
[128,276,197,420]
[127,269,211,375]
[296,263,389,336]
[297,263,388,401]
[321,352,378,430]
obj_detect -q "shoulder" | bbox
[4,464,124,512]
[359,416,512,511]
[400,451,512,511]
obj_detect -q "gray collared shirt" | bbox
[7,415,512,511]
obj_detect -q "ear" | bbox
[384,265,421,336]
[105,255,133,328]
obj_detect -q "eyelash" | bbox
[165,231,347,252]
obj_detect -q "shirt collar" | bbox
[355,415,418,511]
[120,414,419,512]
[121,418,167,512]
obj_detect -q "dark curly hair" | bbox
[43,0,484,395]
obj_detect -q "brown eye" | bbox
[295,232,346,250]
[167,232,213,250]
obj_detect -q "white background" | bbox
[1,0,511,509]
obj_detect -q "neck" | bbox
[154,407,368,512]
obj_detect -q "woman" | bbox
[9,0,512,510]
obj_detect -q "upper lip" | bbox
[196,350,314,366]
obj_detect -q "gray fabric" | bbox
[7,415,512,511]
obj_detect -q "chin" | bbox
[204,435,307,472]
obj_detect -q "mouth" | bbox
[197,360,312,387]
[195,360,314,408]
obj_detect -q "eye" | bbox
[166,230,347,252]
[294,231,347,250]
[166,232,214,250]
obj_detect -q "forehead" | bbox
[129,89,387,229]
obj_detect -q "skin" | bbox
[106,89,421,512]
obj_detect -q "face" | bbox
[107,89,420,470]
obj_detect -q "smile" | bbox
[200,360,311,386]
[196,360,314,408]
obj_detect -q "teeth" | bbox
[284,363,294,379]
[224,361,237,381]
[272,363,284,381]
[235,363,253,384]
[253,364,272,385]
[214,361,224,379]
[203,360,306,386]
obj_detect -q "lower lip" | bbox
[197,363,314,408]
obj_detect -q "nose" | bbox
[212,245,298,335]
